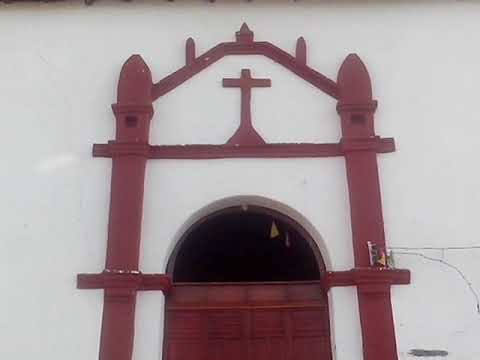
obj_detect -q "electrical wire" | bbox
[392,251,480,314]
[389,246,480,251]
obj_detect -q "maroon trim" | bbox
[92,25,393,161]
[323,268,410,290]
[337,53,408,360]
[79,24,410,360]
[77,272,172,293]
[151,24,338,100]
[78,55,161,360]
[92,139,395,159]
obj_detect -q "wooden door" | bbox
[164,282,332,360]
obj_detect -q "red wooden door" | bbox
[164,282,332,360]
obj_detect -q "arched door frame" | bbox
[166,205,327,280]
[163,204,334,360]
[77,24,411,360]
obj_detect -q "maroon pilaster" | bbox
[100,55,154,360]
[337,54,401,360]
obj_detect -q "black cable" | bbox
[389,246,480,250]
[392,251,480,314]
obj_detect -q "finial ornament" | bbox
[296,37,307,65]
[337,54,373,104]
[236,23,254,43]
[186,38,196,66]
[117,55,152,105]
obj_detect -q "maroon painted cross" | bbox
[223,69,271,146]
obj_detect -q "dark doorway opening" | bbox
[169,206,322,282]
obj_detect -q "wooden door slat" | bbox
[165,282,332,360]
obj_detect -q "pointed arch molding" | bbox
[77,24,410,360]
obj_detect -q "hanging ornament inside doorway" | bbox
[270,220,291,248]
[285,232,291,248]
[270,220,280,238]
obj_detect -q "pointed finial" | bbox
[295,37,307,65]
[117,55,152,105]
[236,23,254,43]
[337,53,373,104]
[337,54,377,138]
[186,38,196,66]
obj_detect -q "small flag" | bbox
[270,221,280,238]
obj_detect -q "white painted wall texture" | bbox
[0,1,479,360]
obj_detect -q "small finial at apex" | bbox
[236,23,254,43]
[240,23,252,33]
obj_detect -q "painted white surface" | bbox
[0,1,480,360]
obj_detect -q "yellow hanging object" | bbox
[270,221,280,238]
[378,253,387,266]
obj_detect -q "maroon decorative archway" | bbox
[77,24,410,360]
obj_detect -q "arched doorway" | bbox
[164,206,333,360]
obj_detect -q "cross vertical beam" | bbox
[223,69,271,146]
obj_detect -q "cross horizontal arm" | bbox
[222,78,271,88]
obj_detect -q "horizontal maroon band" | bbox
[77,271,172,294]
[92,138,395,159]
[323,267,411,291]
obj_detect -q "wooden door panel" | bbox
[208,340,245,360]
[168,312,204,339]
[208,311,243,339]
[251,338,288,360]
[252,311,285,338]
[166,341,204,360]
[292,309,329,336]
[251,311,287,360]
[165,282,331,360]
[292,338,320,359]
[207,311,246,360]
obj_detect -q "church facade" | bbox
[1,2,479,360]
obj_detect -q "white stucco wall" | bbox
[1,1,480,360]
